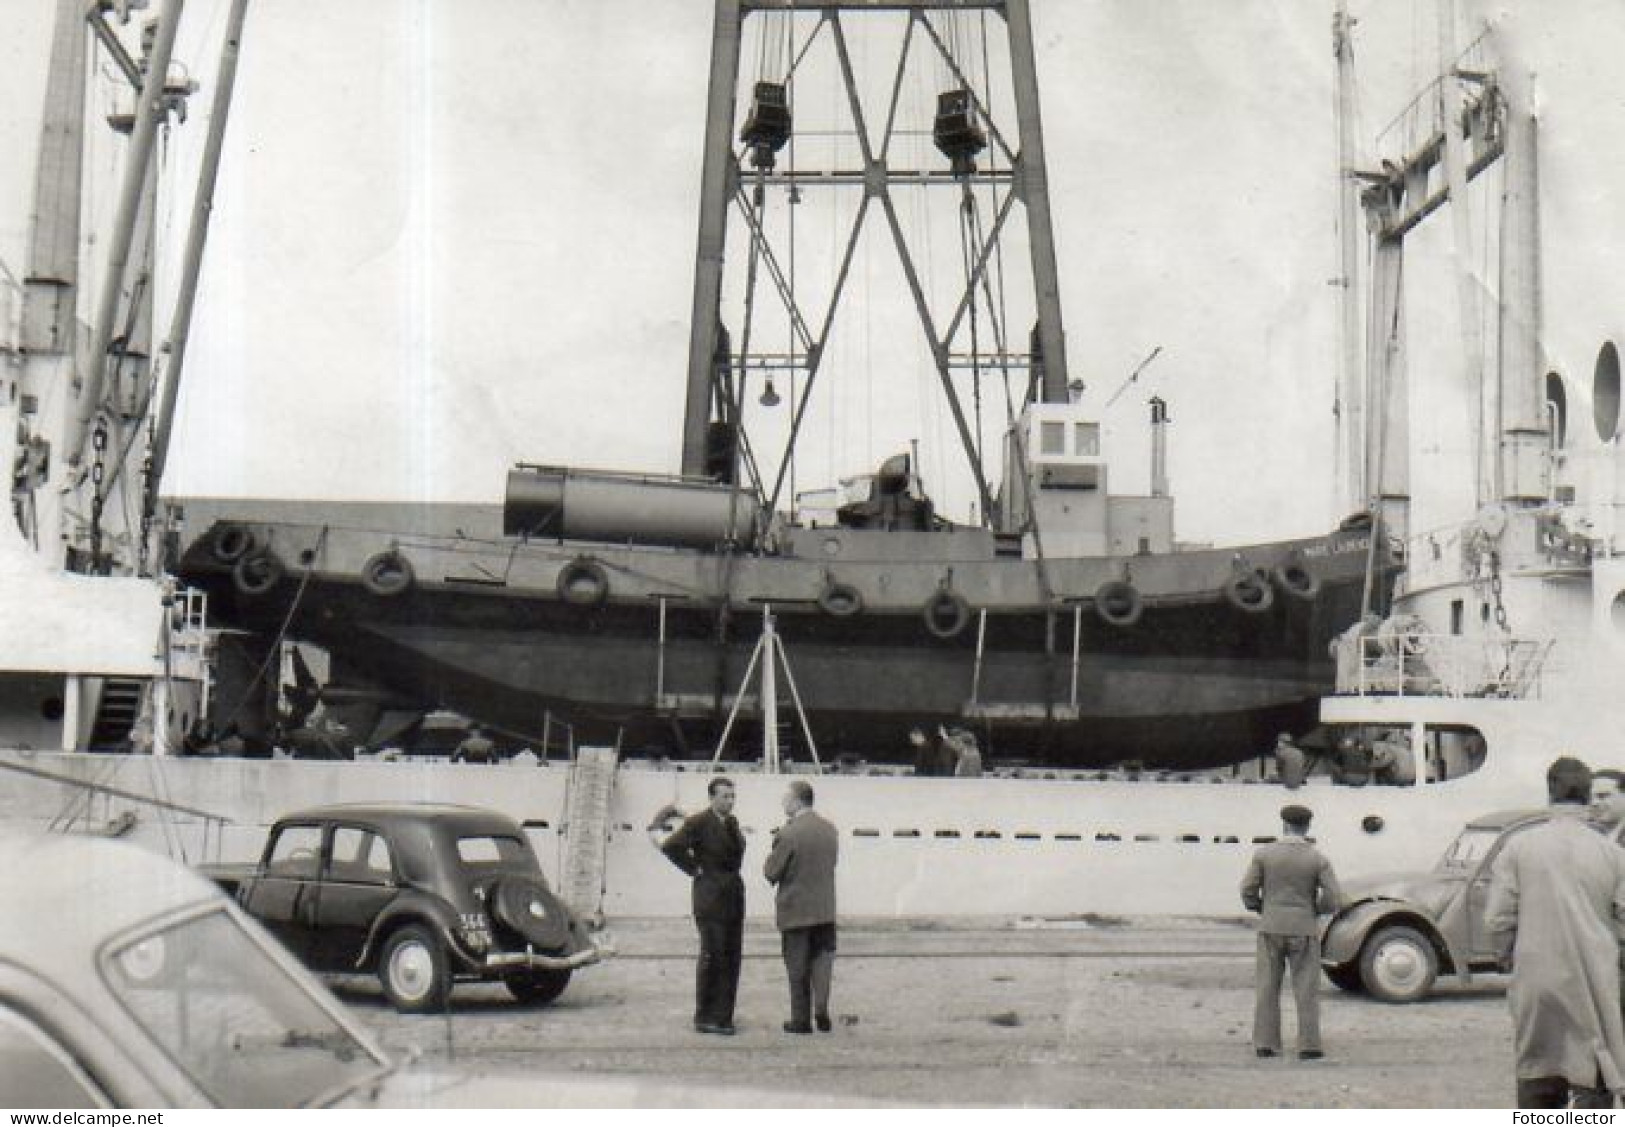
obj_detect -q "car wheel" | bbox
[1323,962,1364,994]
[380,924,451,1013]
[505,968,572,1006]
[1358,924,1438,1003]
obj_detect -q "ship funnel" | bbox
[1149,396,1170,498]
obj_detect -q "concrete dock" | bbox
[336,917,1515,1108]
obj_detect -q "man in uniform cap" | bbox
[1241,803,1343,1060]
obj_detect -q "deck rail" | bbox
[1343,632,1554,700]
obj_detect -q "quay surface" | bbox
[339,917,1512,1108]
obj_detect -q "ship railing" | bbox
[1349,633,1555,700]
[166,583,211,671]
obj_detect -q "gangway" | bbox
[559,745,619,926]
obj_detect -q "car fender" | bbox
[1321,899,1458,975]
[356,893,468,972]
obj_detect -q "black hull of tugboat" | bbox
[169,500,1392,770]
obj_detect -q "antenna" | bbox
[1105,346,1164,409]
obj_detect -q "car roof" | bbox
[1464,807,1551,831]
[280,803,524,835]
[0,834,222,979]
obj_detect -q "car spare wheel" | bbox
[379,923,451,1014]
[506,968,573,1006]
[1358,924,1438,1003]
[490,876,573,951]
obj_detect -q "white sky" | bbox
[3,1,1623,547]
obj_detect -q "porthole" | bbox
[1595,341,1621,442]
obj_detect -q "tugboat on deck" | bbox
[166,0,1397,770]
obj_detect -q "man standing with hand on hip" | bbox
[764,779,840,1034]
[656,776,746,1035]
[1241,803,1343,1061]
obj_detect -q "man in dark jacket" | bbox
[656,777,746,1035]
[1241,803,1343,1060]
[764,779,840,1034]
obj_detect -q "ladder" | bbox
[559,745,618,926]
[87,678,145,750]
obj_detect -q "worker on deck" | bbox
[1273,732,1307,789]
[946,726,984,777]
[1371,729,1416,786]
[452,725,495,764]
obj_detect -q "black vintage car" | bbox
[205,803,604,1013]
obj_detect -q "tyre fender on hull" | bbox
[361,550,414,597]
[1272,556,1321,601]
[556,558,610,607]
[232,551,283,596]
[922,590,971,639]
[1224,568,1275,614]
[817,580,863,618]
[1094,580,1143,628]
[210,523,255,565]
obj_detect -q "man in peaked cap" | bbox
[1241,804,1344,1060]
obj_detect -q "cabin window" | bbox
[1316,723,1485,786]
[1074,422,1100,456]
[1450,600,1464,635]
[1423,724,1487,783]
[1040,421,1065,456]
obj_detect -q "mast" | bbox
[145,0,251,539]
[68,0,183,475]
[1332,1,1364,515]
[13,0,89,560]
[1495,82,1547,505]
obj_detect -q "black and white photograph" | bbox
[1,0,1623,1110]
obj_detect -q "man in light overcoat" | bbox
[763,779,839,1034]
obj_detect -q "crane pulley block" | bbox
[740,81,792,170]
[933,89,986,176]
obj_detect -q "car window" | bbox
[1440,827,1501,868]
[0,1004,110,1108]
[329,828,393,884]
[267,825,323,879]
[455,835,527,864]
[103,908,388,1108]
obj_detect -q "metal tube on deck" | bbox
[71,0,183,467]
